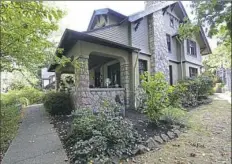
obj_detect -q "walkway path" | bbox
[2,104,69,164]
[212,92,231,104]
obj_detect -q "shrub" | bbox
[66,100,141,163]
[168,83,186,108]
[0,104,20,153]
[177,75,214,107]
[160,106,187,125]
[43,91,73,115]
[1,87,44,107]
[140,72,171,122]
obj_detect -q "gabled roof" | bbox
[87,8,127,31]
[128,1,176,22]
[129,1,211,54]
[48,29,140,72]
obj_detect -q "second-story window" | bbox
[187,39,197,56]
[170,16,174,28]
[166,34,171,53]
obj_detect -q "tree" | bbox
[203,43,231,72]
[0,1,65,72]
[178,1,231,69]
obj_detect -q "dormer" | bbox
[87,8,127,31]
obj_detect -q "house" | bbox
[41,67,55,89]
[48,1,211,110]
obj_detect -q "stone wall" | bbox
[71,88,126,113]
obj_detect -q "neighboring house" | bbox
[41,68,55,89]
[48,1,211,109]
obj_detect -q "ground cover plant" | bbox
[64,100,142,164]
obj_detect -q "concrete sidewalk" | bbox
[212,93,231,104]
[2,104,69,164]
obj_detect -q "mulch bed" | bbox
[51,109,185,162]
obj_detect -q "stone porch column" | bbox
[55,72,61,91]
[120,63,131,108]
[73,56,92,109]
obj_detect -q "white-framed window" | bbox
[187,39,197,56]
[189,67,198,77]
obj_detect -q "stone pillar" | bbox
[120,63,130,108]
[73,56,92,109]
[148,11,169,81]
[55,72,61,91]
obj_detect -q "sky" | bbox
[50,1,217,50]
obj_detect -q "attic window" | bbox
[170,16,174,28]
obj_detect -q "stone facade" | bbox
[148,10,169,80]
[72,57,92,109]
[120,63,131,108]
[71,88,125,113]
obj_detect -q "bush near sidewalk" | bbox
[0,105,21,155]
[43,91,73,115]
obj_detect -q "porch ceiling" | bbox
[89,54,115,70]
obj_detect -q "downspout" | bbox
[176,36,183,80]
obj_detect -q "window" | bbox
[169,65,173,85]
[189,67,198,77]
[139,59,147,82]
[166,34,171,53]
[170,16,174,27]
[187,39,197,56]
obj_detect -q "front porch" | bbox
[53,40,134,110]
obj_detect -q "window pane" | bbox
[166,34,171,52]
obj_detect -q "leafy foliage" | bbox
[178,75,214,107]
[1,87,44,107]
[0,105,21,154]
[178,1,231,69]
[168,83,187,108]
[203,43,231,71]
[0,1,65,72]
[140,72,171,122]
[160,106,187,126]
[66,100,141,163]
[43,91,73,115]
[0,87,43,154]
